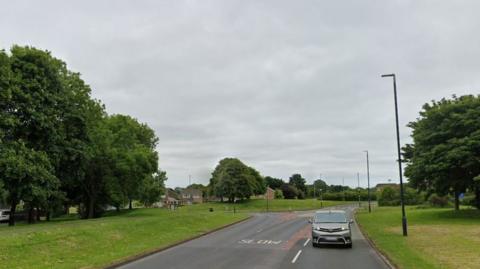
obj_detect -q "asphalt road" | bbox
[117,204,390,269]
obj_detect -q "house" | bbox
[180,188,203,205]
[162,188,182,209]
[264,187,275,200]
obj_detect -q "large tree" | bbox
[289,174,307,195]
[210,158,265,202]
[404,95,480,210]
[106,115,159,209]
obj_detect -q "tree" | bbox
[289,174,307,194]
[281,184,298,199]
[0,142,59,226]
[265,176,284,189]
[404,95,480,210]
[210,158,264,202]
[138,170,167,207]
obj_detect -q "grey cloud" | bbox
[1,0,479,187]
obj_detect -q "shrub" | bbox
[274,189,284,199]
[429,194,450,208]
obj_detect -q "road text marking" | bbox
[238,239,282,245]
[303,238,310,247]
[291,250,302,264]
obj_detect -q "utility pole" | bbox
[357,172,361,208]
[364,150,371,213]
[382,73,408,236]
[342,177,345,201]
[188,174,191,187]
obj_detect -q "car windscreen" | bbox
[314,212,347,223]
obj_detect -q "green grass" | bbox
[0,199,348,269]
[356,206,480,269]
[0,205,247,269]
[206,198,350,212]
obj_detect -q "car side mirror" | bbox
[308,218,313,224]
[349,219,354,224]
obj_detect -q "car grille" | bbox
[319,227,343,233]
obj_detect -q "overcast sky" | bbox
[1,1,479,188]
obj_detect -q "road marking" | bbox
[238,239,282,245]
[303,238,310,247]
[291,250,302,264]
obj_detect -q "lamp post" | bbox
[319,189,323,208]
[381,73,408,237]
[364,150,371,213]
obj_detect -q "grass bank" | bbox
[0,206,247,269]
[356,206,480,269]
[0,198,347,268]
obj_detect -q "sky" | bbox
[1,0,479,188]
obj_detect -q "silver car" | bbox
[310,210,353,248]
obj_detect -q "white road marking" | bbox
[238,239,282,245]
[303,238,310,247]
[291,250,302,263]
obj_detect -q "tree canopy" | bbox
[209,158,265,202]
[0,46,164,224]
[404,95,480,210]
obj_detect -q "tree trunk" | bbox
[87,197,95,219]
[46,211,51,221]
[454,189,460,211]
[8,199,17,226]
[36,207,41,221]
[28,206,34,224]
[475,185,480,210]
[129,199,133,210]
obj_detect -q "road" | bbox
[117,204,390,269]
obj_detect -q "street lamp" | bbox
[364,150,371,213]
[319,189,323,208]
[381,73,408,237]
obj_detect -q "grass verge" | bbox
[356,206,480,269]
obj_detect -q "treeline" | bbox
[0,46,165,225]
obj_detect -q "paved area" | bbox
[117,204,389,269]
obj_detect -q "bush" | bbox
[274,189,284,199]
[281,184,298,199]
[429,194,450,208]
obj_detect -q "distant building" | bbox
[265,187,275,200]
[162,188,182,208]
[181,188,203,204]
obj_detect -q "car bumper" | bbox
[312,230,351,245]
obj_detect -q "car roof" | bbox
[315,210,346,214]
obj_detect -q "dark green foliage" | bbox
[404,95,480,210]
[265,176,284,189]
[289,174,307,194]
[428,194,450,208]
[280,183,298,199]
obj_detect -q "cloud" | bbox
[1,0,479,187]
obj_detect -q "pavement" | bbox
[117,204,390,269]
